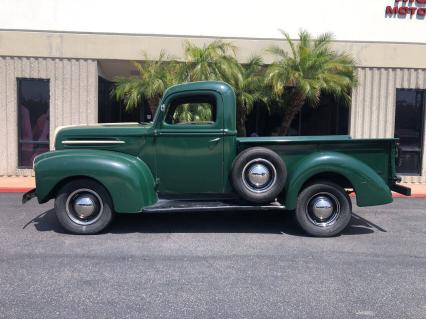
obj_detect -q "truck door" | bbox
[154,91,224,194]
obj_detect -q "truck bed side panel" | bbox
[237,137,396,209]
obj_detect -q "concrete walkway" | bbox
[1,176,425,197]
[0,177,36,192]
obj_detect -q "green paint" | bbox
[34,81,400,213]
[34,149,157,213]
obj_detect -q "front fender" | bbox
[283,152,392,210]
[34,150,157,213]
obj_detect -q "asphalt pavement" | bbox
[0,193,426,319]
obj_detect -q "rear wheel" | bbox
[54,178,114,234]
[295,181,352,237]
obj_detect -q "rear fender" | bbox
[34,150,157,213]
[283,152,392,210]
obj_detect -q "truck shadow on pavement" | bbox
[26,209,386,237]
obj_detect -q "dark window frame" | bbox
[17,77,50,169]
[394,88,425,176]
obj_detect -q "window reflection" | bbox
[165,95,216,125]
[18,79,49,168]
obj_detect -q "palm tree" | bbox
[180,40,260,135]
[113,50,178,115]
[266,30,357,135]
[179,40,240,83]
[229,56,268,136]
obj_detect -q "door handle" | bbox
[209,137,221,143]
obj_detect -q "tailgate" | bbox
[391,142,412,196]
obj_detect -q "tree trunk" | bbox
[236,104,247,137]
[237,115,247,137]
[148,96,161,116]
[278,92,306,136]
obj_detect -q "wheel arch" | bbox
[34,149,158,213]
[282,152,393,210]
[300,172,354,192]
[46,175,113,207]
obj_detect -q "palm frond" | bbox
[279,29,297,59]
[112,50,178,112]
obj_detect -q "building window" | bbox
[293,94,349,136]
[98,77,146,123]
[250,93,348,137]
[17,78,50,168]
[394,89,425,175]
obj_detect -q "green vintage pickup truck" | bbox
[24,81,410,237]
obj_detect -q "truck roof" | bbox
[163,81,235,97]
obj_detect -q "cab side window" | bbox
[165,95,216,125]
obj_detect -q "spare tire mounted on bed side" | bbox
[231,147,287,204]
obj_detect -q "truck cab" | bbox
[150,82,237,194]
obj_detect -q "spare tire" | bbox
[231,147,287,204]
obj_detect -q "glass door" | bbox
[394,89,425,175]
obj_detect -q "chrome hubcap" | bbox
[247,164,271,187]
[242,158,277,193]
[65,189,103,226]
[306,192,340,227]
[73,194,97,219]
[310,196,334,220]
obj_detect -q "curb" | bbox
[349,193,426,199]
[392,193,426,198]
[0,187,33,193]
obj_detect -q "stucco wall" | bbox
[350,67,426,183]
[0,56,98,176]
[1,31,426,69]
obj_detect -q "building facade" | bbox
[0,0,426,182]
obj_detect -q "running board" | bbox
[142,199,286,213]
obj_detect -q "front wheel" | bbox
[54,178,114,234]
[295,181,352,237]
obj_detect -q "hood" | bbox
[54,122,153,156]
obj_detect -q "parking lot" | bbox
[0,193,426,319]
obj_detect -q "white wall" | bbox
[1,0,426,43]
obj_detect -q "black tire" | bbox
[231,147,287,204]
[295,181,352,237]
[54,178,114,235]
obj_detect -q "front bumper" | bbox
[391,184,411,196]
[22,188,36,204]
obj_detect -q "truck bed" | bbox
[237,135,398,191]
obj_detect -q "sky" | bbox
[0,0,425,43]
